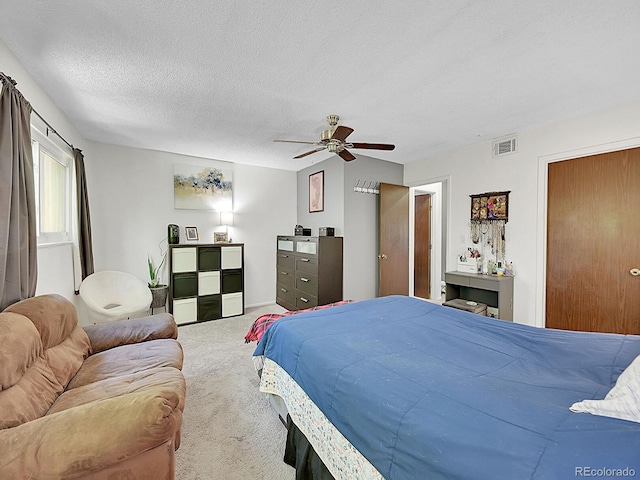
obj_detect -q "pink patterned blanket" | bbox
[244,301,352,343]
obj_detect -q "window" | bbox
[31,123,72,244]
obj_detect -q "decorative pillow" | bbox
[570,354,640,423]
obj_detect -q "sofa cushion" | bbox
[0,389,183,479]
[0,313,42,391]
[3,294,91,390]
[4,294,80,350]
[67,339,184,390]
[0,295,92,429]
[0,356,64,429]
[83,313,178,354]
[48,366,187,415]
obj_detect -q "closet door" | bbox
[546,147,640,334]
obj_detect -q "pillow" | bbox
[570,354,640,423]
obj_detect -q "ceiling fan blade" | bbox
[338,149,356,162]
[350,142,395,151]
[294,147,327,159]
[274,139,319,145]
[331,126,354,142]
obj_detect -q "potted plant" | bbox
[148,252,168,310]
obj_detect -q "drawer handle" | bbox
[300,277,309,282]
[300,297,309,303]
[300,258,310,262]
[280,271,288,275]
[280,288,288,293]
[280,254,289,258]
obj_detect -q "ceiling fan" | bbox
[274,114,395,161]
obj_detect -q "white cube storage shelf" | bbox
[169,243,244,325]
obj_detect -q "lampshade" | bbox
[220,211,234,226]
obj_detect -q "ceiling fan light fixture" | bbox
[327,114,340,127]
[274,114,395,162]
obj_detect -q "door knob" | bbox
[378,254,388,260]
[631,268,640,277]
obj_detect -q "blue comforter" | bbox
[255,296,640,479]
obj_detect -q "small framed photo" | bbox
[214,232,228,243]
[185,226,199,241]
[309,170,324,213]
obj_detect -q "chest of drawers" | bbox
[276,235,343,310]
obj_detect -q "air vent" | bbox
[493,137,517,156]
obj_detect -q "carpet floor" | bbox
[174,303,293,479]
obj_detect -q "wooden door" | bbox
[378,183,409,296]
[414,194,431,299]
[546,147,640,334]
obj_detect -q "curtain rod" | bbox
[1,72,75,151]
[32,108,75,151]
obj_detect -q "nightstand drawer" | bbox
[469,276,501,291]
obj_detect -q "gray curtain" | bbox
[74,148,94,280]
[0,73,37,310]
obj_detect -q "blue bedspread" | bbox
[255,296,640,479]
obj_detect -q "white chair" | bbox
[79,270,152,324]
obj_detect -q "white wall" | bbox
[296,154,403,301]
[297,156,345,236]
[343,156,403,300]
[86,142,297,308]
[404,100,640,327]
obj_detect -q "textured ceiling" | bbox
[1,1,640,171]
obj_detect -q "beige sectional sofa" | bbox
[0,294,186,479]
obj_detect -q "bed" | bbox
[253,295,640,480]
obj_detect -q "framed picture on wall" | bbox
[185,226,199,241]
[214,232,228,243]
[309,170,324,213]
[470,191,510,221]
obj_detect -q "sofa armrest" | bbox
[0,389,182,479]
[83,313,178,353]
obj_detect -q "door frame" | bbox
[535,136,640,328]
[408,177,449,301]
